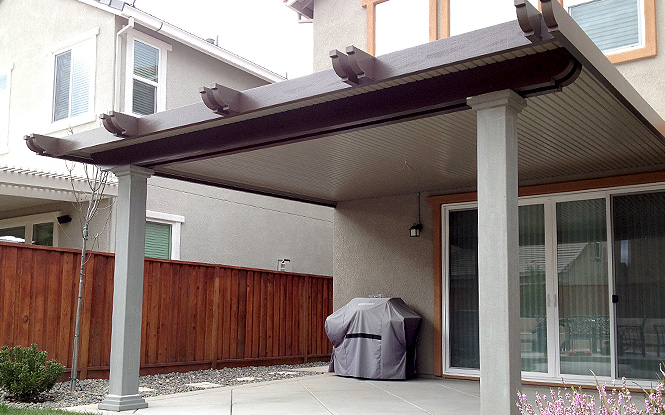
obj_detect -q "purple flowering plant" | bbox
[516,370,665,415]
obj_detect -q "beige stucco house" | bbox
[0,0,333,275]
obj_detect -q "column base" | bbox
[98,394,148,411]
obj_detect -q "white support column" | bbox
[99,165,153,412]
[467,90,525,415]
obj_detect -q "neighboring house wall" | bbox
[333,193,434,373]
[116,23,270,112]
[0,0,116,172]
[146,177,333,275]
[0,0,333,277]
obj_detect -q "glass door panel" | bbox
[519,204,548,373]
[613,191,665,380]
[448,205,548,372]
[448,209,479,369]
[556,199,611,377]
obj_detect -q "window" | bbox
[144,211,183,260]
[364,0,540,55]
[565,0,656,63]
[0,64,11,154]
[49,29,98,130]
[449,0,539,37]
[363,0,437,55]
[125,31,171,116]
[0,212,60,246]
[375,0,430,55]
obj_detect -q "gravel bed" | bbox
[0,361,329,409]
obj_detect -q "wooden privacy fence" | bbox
[0,242,333,379]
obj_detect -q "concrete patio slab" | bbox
[65,372,647,414]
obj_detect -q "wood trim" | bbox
[429,0,438,41]
[366,1,376,55]
[427,171,665,206]
[440,0,450,38]
[442,374,479,381]
[607,0,657,64]
[432,202,443,376]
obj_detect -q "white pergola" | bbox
[26,1,665,413]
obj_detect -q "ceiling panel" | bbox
[156,69,665,204]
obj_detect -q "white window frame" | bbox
[125,30,171,116]
[565,0,646,56]
[46,28,99,133]
[0,63,12,155]
[0,211,61,246]
[440,181,665,387]
[146,210,183,260]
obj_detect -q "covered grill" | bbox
[325,297,421,379]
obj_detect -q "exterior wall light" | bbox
[410,223,422,237]
[410,192,423,237]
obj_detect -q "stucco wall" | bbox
[614,0,665,118]
[146,176,334,276]
[312,0,367,72]
[333,193,435,374]
[0,0,116,174]
[117,23,270,112]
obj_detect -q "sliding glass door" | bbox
[445,189,665,381]
[519,204,548,373]
[613,191,665,380]
[556,199,611,377]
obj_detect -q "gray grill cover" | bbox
[325,297,421,379]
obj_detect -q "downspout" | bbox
[114,17,135,112]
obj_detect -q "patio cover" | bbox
[25,1,665,205]
[24,1,665,413]
[325,297,421,379]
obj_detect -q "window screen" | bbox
[570,0,641,52]
[145,221,171,259]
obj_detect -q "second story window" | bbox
[49,29,98,129]
[126,32,171,116]
[568,0,641,53]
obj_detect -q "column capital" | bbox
[467,89,526,113]
[109,164,154,179]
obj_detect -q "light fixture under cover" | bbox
[410,192,423,237]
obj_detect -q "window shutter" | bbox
[145,221,172,259]
[53,51,72,122]
[570,0,640,52]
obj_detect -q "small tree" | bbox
[65,161,112,391]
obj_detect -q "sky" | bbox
[133,0,314,79]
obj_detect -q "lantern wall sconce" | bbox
[410,192,423,237]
